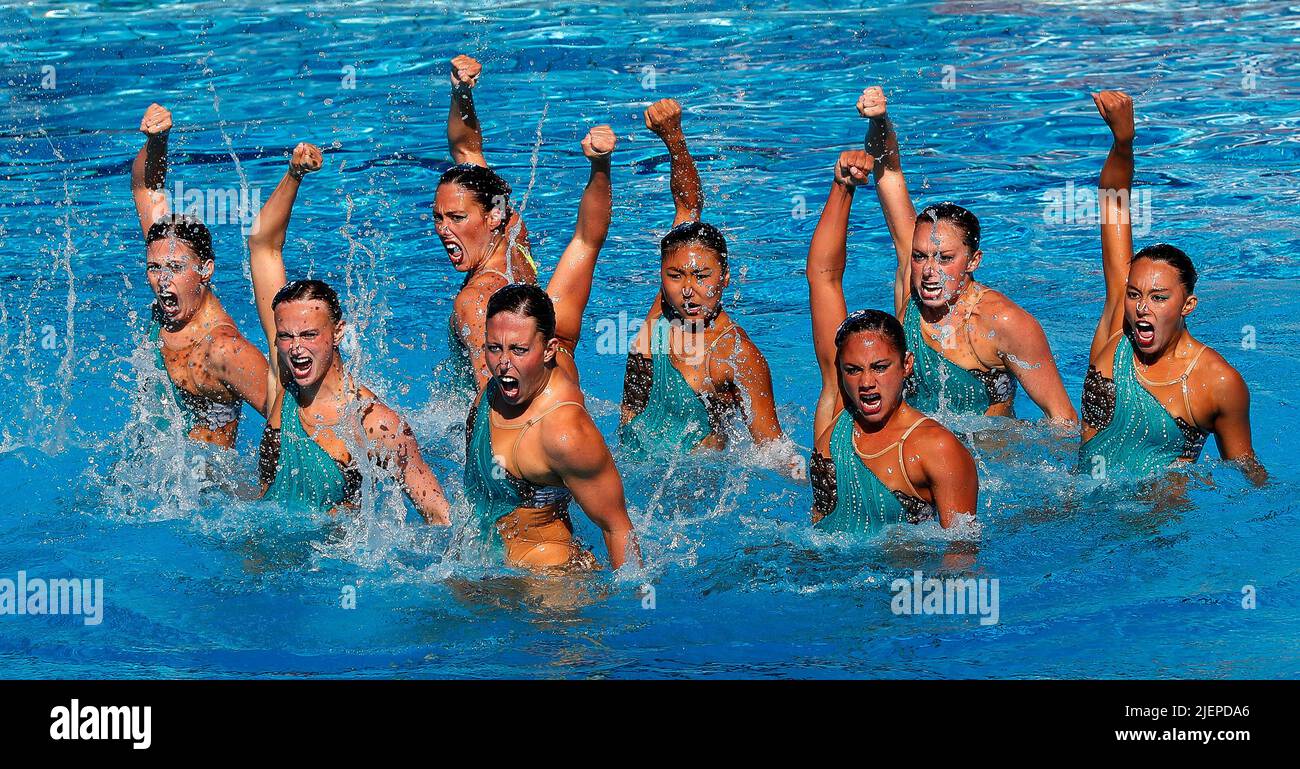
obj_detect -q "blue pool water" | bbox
[1,1,1297,678]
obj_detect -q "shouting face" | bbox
[1125,257,1195,353]
[146,237,211,329]
[485,311,557,407]
[274,299,342,388]
[837,330,914,426]
[433,182,506,273]
[910,219,980,309]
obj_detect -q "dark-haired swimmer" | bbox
[249,143,451,522]
[130,103,270,447]
[858,87,1076,422]
[1079,91,1266,485]
[619,99,790,459]
[464,283,639,571]
[807,150,978,533]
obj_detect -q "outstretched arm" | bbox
[1091,90,1136,361]
[545,410,640,569]
[807,151,872,435]
[363,402,452,524]
[860,87,917,316]
[447,55,487,167]
[1210,366,1268,486]
[645,99,702,225]
[248,142,323,388]
[131,103,172,236]
[547,125,615,370]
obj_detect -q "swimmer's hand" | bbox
[833,150,873,188]
[450,54,482,91]
[289,142,324,180]
[1092,90,1134,144]
[644,98,683,139]
[856,86,887,119]
[139,103,172,139]
[582,124,616,159]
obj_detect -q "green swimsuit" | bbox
[258,387,359,514]
[619,315,722,457]
[902,295,1015,416]
[810,410,937,534]
[1079,331,1209,480]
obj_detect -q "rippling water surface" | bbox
[1,0,1297,678]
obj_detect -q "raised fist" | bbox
[644,98,683,138]
[856,87,887,119]
[582,124,616,159]
[834,150,874,187]
[1092,91,1135,144]
[139,103,172,138]
[450,55,482,91]
[289,142,324,178]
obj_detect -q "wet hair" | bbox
[660,221,730,274]
[834,309,907,359]
[487,282,556,340]
[1132,243,1197,294]
[271,279,343,324]
[916,202,981,254]
[146,213,215,263]
[437,163,512,223]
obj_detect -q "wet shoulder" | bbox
[1190,342,1248,405]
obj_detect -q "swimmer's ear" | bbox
[903,351,915,380]
[487,201,507,231]
[197,259,214,280]
[333,318,346,347]
[543,336,559,365]
[1181,294,1197,318]
[966,249,983,273]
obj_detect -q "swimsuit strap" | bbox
[895,416,932,499]
[1179,344,1209,430]
[704,322,739,355]
[492,400,584,479]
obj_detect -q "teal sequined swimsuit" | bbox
[620,315,736,456]
[1079,331,1209,480]
[258,387,361,513]
[902,295,1015,415]
[810,410,937,534]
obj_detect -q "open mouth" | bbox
[443,240,465,266]
[1134,320,1156,347]
[158,291,181,319]
[496,374,521,399]
[680,300,703,316]
[288,353,313,381]
[919,280,945,301]
[858,391,883,415]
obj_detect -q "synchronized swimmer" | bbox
[129,58,1268,571]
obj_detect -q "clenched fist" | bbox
[644,98,683,139]
[856,87,887,119]
[1092,90,1134,144]
[582,125,616,159]
[139,103,172,139]
[289,142,324,179]
[834,150,873,188]
[450,55,482,91]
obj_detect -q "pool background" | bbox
[0,0,1297,678]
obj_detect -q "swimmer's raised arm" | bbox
[362,400,452,525]
[548,125,615,360]
[645,99,702,225]
[248,142,323,386]
[543,407,640,570]
[131,103,172,236]
[448,54,487,167]
[859,87,917,316]
[808,151,872,431]
[1091,90,1135,361]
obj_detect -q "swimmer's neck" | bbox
[293,360,348,409]
[1132,325,1193,368]
[915,279,978,325]
[851,399,913,437]
[160,289,225,339]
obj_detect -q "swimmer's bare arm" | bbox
[1208,363,1268,486]
[645,98,702,225]
[362,401,453,524]
[543,409,640,569]
[249,142,324,389]
[448,55,486,167]
[131,103,172,236]
[808,151,872,435]
[548,125,615,358]
[209,329,272,418]
[989,300,1078,424]
[917,429,979,528]
[860,87,917,316]
[454,273,508,392]
[729,334,785,444]
[1091,91,1135,361]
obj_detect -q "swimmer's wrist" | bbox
[287,167,306,181]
